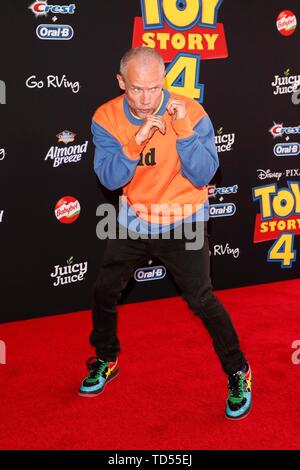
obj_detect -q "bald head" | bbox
[117,47,166,119]
[120,47,165,78]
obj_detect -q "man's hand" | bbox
[166,99,187,120]
[135,115,166,146]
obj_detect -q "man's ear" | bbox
[116,74,126,91]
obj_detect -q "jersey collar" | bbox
[123,88,170,126]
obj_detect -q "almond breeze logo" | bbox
[134,266,166,282]
[36,24,73,40]
[45,131,88,167]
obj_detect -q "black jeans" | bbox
[90,222,247,375]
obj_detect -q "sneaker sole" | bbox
[78,368,120,398]
[225,404,252,421]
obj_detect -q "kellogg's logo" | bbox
[54,196,80,224]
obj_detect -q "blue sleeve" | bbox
[176,115,219,188]
[92,120,140,191]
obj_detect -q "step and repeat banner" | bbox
[1,0,300,322]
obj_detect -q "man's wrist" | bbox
[135,133,149,146]
[123,135,145,160]
[171,114,194,138]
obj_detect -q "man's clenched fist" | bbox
[135,115,166,146]
[166,99,187,120]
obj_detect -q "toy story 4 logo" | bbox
[253,182,300,268]
[132,0,227,103]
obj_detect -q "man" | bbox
[79,47,252,420]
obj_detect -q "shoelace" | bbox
[86,356,108,378]
[228,372,244,401]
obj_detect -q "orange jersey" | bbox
[92,89,218,231]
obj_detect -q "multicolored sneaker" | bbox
[225,363,252,420]
[78,356,119,397]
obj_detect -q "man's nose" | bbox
[141,90,151,104]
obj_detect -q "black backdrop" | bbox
[1,0,300,323]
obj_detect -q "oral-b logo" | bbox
[36,24,73,40]
[209,203,236,217]
[273,142,300,157]
[134,266,166,282]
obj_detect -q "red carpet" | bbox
[0,279,300,450]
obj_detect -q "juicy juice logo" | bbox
[132,0,227,103]
[51,256,88,287]
[253,182,300,268]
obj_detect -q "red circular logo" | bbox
[54,196,81,224]
[276,10,297,36]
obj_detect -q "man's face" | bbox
[117,58,165,119]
